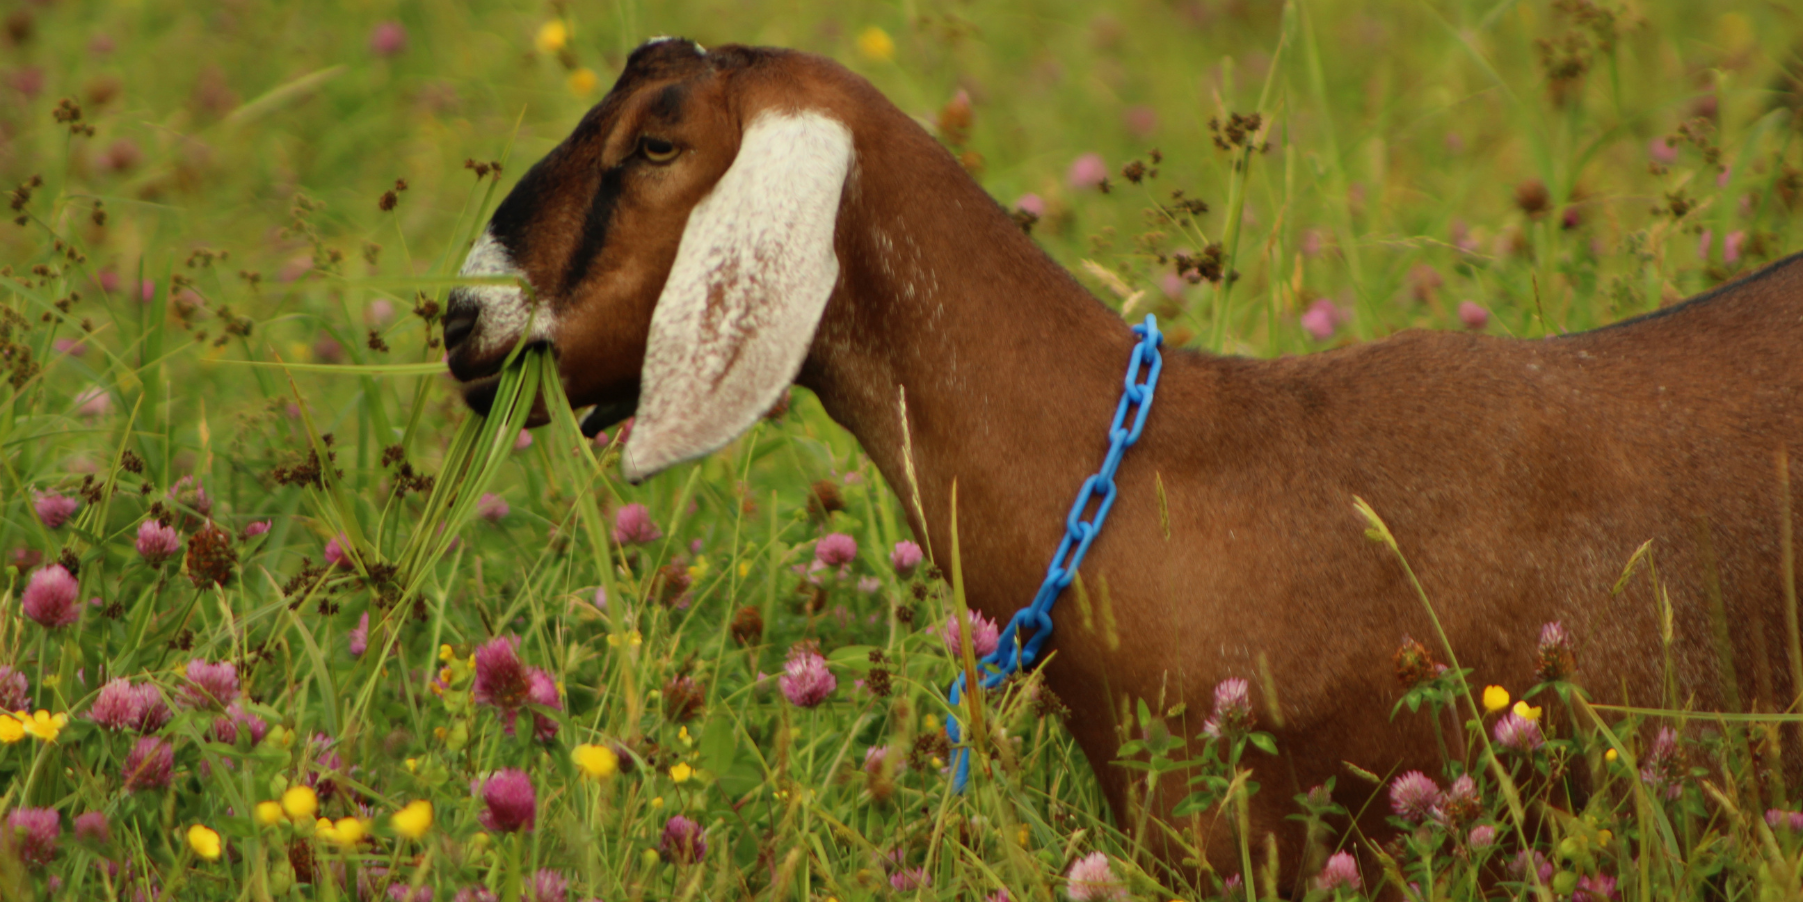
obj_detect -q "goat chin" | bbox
[444,36,1803,888]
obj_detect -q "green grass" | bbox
[2,0,1802,899]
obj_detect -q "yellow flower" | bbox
[392,800,433,840]
[1605,748,1619,763]
[329,817,367,846]
[607,630,643,649]
[404,757,418,773]
[1512,700,1543,722]
[281,785,319,821]
[0,713,22,743]
[856,26,895,63]
[314,817,336,841]
[651,796,665,808]
[19,710,68,742]
[670,762,693,783]
[438,644,455,663]
[923,714,940,733]
[1482,685,1510,713]
[188,824,223,860]
[738,561,753,578]
[568,68,599,97]
[678,725,692,746]
[535,20,569,54]
[254,801,285,827]
[572,743,619,779]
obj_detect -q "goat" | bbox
[441,37,1803,887]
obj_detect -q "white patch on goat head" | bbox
[457,227,555,355]
[623,110,853,482]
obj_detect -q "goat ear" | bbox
[623,110,853,482]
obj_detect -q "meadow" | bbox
[2,0,1803,899]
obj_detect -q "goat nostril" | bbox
[442,309,476,350]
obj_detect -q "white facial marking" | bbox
[457,227,556,355]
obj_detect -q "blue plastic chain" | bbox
[944,314,1164,791]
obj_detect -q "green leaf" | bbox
[1247,732,1279,756]
[701,715,737,774]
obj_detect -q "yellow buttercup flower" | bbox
[856,26,895,63]
[187,824,222,860]
[0,713,23,743]
[438,644,455,663]
[670,762,693,783]
[329,817,367,846]
[572,743,619,779]
[1605,748,1619,763]
[1482,685,1510,713]
[568,68,599,97]
[18,710,68,742]
[651,796,665,808]
[392,800,433,840]
[254,801,285,827]
[1512,700,1543,722]
[281,785,319,821]
[535,20,569,54]
[314,817,336,841]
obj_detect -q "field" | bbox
[3,0,1803,899]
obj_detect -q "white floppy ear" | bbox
[623,109,853,482]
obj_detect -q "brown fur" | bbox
[444,40,1803,889]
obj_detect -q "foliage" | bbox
[2,0,1803,899]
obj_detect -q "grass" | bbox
[2,0,1802,899]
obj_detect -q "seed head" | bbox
[729,605,763,646]
[185,523,237,589]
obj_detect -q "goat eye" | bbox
[639,136,680,163]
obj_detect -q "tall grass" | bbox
[2,0,1802,899]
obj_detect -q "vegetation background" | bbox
[2,0,1802,899]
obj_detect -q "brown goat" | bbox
[442,38,1803,888]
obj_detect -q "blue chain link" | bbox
[945,314,1163,791]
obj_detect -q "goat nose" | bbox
[442,293,477,351]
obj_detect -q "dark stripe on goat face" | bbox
[560,165,626,293]
[486,162,552,261]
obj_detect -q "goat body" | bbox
[441,38,1803,885]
